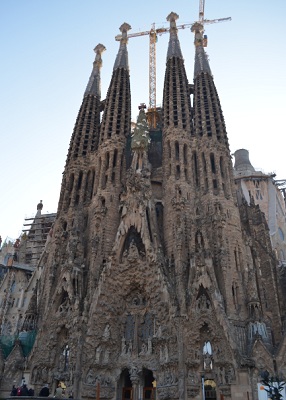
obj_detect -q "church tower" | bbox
[2,11,285,400]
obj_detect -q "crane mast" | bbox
[115,1,231,128]
[199,0,205,22]
[149,24,157,128]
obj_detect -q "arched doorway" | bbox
[204,379,217,400]
[119,369,133,400]
[142,369,155,400]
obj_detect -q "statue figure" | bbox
[164,344,169,362]
[86,369,96,385]
[203,352,212,370]
[139,343,147,355]
[127,340,133,356]
[218,366,225,384]
[121,337,127,355]
[103,324,111,340]
[147,337,152,354]
[103,349,110,363]
[95,346,101,363]
[156,325,162,338]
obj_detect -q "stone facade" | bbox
[0,12,285,400]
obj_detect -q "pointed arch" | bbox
[120,226,146,261]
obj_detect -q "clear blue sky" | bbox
[0,0,285,241]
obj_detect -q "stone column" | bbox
[175,316,186,400]
[129,366,140,400]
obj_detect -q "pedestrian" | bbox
[28,387,35,396]
[39,384,50,397]
[10,385,17,396]
[54,383,63,399]
[21,384,29,396]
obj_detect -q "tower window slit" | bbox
[202,153,208,191]
[176,165,180,180]
[210,153,216,174]
[77,171,83,190]
[175,141,180,161]
[193,151,199,186]
[90,171,95,199]
[146,208,153,243]
[220,156,225,178]
[168,141,171,159]
[183,144,188,165]
[105,152,110,170]
[113,149,118,167]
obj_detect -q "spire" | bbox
[98,23,131,143]
[192,23,227,144]
[192,22,212,79]
[65,45,104,163]
[84,43,106,97]
[113,23,131,71]
[162,12,192,131]
[166,12,183,60]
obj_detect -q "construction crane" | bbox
[115,2,231,128]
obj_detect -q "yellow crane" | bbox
[115,2,231,128]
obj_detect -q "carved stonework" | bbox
[3,15,285,400]
[187,387,200,398]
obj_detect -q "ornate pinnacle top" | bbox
[192,23,212,79]
[84,43,106,97]
[166,12,183,60]
[113,22,131,71]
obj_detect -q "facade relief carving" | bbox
[196,293,212,312]
[4,17,286,400]
[171,185,186,211]
[187,369,199,385]
[85,369,112,387]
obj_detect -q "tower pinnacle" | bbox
[192,22,212,78]
[166,12,183,60]
[84,43,106,97]
[113,23,131,71]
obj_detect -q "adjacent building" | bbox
[0,202,56,370]
[234,148,286,267]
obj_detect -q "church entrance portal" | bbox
[120,369,133,400]
[143,368,155,400]
[119,368,155,400]
[204,379,217,400]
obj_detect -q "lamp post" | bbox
[260,370,285,400]
[201,375,205,400]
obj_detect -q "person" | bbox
[28,387,35,396]
[54,383,64,399]
[20,384,29,396]
[39,384,50,397]
[10,385,17,396]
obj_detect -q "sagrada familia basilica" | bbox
[1,11,286,400]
